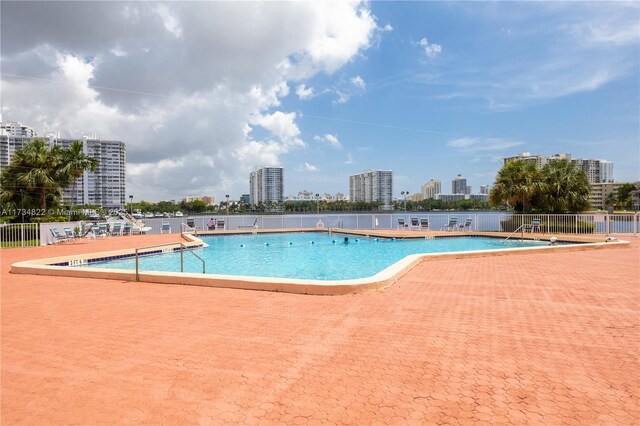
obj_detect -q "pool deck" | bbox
[2,232,639,424]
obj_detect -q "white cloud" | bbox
[350,75,366,90]
[314,133,342,149]
[418,37,442,58]
[1,1,380,200]
[447,137,524,152]
[345,153,354,164]
[333,90,351,105]
[382,23,393,32]
[296,162,318,172]
[295,84,314,100]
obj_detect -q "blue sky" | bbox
[2,1,638,201]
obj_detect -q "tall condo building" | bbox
[249,166,284,205]
[349,170,393,204]
[421,179,441,199]
[452,174,467,194]
[0,122,126,209]
[54,138,126,209]
[503,152,613,184]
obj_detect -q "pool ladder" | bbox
[135,242,205,281]
[328,218,343,236]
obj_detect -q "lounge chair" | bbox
[419,218,430,230]
[410,217,419,230]
[186,218,196,230]
[441,217,458,231]
[238,218,258,229]
[161,221,171,234]
[98,223,109,237]
[110,223,122,236]
[523,219,542,233]
[123,223,132,235]
[459,218,473,232]
[63,227,76,239]
[50,227,72,244]
[397,218,406,229]
[216,219,225,230]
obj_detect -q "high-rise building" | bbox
[0,129,126,209]
[572,158,614,184]
[480,185,492,195]
[0,120,36,138]
[249,166,284,205]
[53,138,126,209]
[349,170,393,204]
[421,179,441,199]
[239,194,250,204]
[452,174,467,194]
[503,152,613,184]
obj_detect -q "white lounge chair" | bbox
[419,218,430,230]
[459,218,473,232]
[161,221,171,234]
[441,218,458,231]
[410,217,419,230]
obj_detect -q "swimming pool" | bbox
[85,232,550,280]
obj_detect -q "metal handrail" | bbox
[181,222,197,235]
[135,242,205,281]
[328,218,343,236]
[503,224,524,241]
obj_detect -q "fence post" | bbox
[20,223,25,248]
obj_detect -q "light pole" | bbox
[315,194,320,214]
[225,194,230,216]
[129,195,133,215]
[401,191,409,211]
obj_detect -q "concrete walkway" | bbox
[1,233,638,424]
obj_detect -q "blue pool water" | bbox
[84,232,552,280]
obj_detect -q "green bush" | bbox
[500,217,595,234]
[30,215,69,223]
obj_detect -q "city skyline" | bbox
[1,1,638,202]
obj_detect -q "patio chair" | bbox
[397,218,406,229]
[238,218,259,229]
[110,223,122,236]
[98,223,109,237]
[216,219,226,230]
[63,227,76,239]
[410,217,419,230]
[441,217,458,231]
[161,221,171,234]
[523,219,542,233]
[186,218,196,230]
[123,223,132,235]
[49,227,72,244]
[459,218,473,232]
[419,218,430,230]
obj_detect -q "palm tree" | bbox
[490,160,543,212]
[539,160,590,213]
[8,139,64,210]
[59,141,99,205]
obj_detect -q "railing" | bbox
[134,242,205,281]
[181,223,197,236]
[2,213,638,248]
[328,218,343,236]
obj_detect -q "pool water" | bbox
[85,232,551,280]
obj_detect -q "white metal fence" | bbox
[0,213,637,247]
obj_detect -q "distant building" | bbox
[239,194,250,204]
[421,179,441,200]
[630,190,640,211]
[452,174,467,194]
[182,195,215,205]
[249,166,284,205]
[435,193,466,202]
[0,120,36,138]
[572,158,614,184]
[468,194,489,202]
[504,152,613,184]
[589,182,639,210]
[480,185,492,195]
[0,128,126,209]
[349,170,393,204]
[409,193,423,202]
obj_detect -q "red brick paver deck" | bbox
[2,234,639,424]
